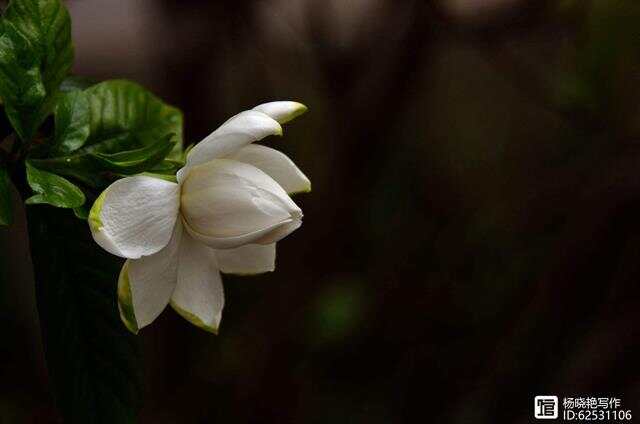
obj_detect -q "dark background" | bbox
[2,0,640,422]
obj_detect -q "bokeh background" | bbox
[2,0,640,422]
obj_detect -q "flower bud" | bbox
[180,159,302,249]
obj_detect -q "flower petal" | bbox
[170,232,224,333]
[228,144,311,194]
[185,110,282,169]
[253,220,302,245]
[181,159,302,249]
[117,221,183,333]
[89,176,180,259]
[252,101,307,124]
[215,243,276,275]
[185,218,299,250]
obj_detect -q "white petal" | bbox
[89,176,180,259]
[215,243,276,275]
[181,159,302,249]
[228,144,311,194]
[185,110,282,169]
[252,101,307,124]
[170,232,224,333]
[117,221,183,333]
[253,220,302,245]
[185,218,299,250]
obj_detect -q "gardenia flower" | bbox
[89,101,310,334]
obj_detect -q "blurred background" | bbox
[2,0,640,422]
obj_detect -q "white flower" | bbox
[88,101,310,334]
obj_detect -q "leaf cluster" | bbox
[0,1,187,422]
[0,0,184,221]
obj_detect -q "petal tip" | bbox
[293,181,312,194]
[170,300,221,335]
[121,314,140,335]
[253,101,308,124]
[117,261,140,334]
[293,101,308,114]
[278,102,307,124]
[204,325,220,335]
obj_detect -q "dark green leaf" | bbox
[90,134,176,174]
[73,204,89,220]
[27,207,141,424]
[149,158,183,175]
[25,161,85,208]
[29,135,177,188]
[0,23,47,140]
[0,167,13,225]
[28,152,110,188]
[30,80,184,188]
[84,80,183,160]
[0,0,74,140]
[53,90,90,154]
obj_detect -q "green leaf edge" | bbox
[25,161,85,208]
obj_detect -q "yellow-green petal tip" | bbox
[117,261,139,335]
[88,189,107,233]
[170,300,219,335]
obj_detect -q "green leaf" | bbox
[26,161,85,208]
[84,80,183,159]
[148,158,183,175]
[0,0,74,140]
[72,204,89,220]
[31,80,184,188]
[0,167,13,225]
[0,23,47,140]
[29,135,177,188]
[90,134,176,174]
[26,206,142,424]
[53,90,90,154]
